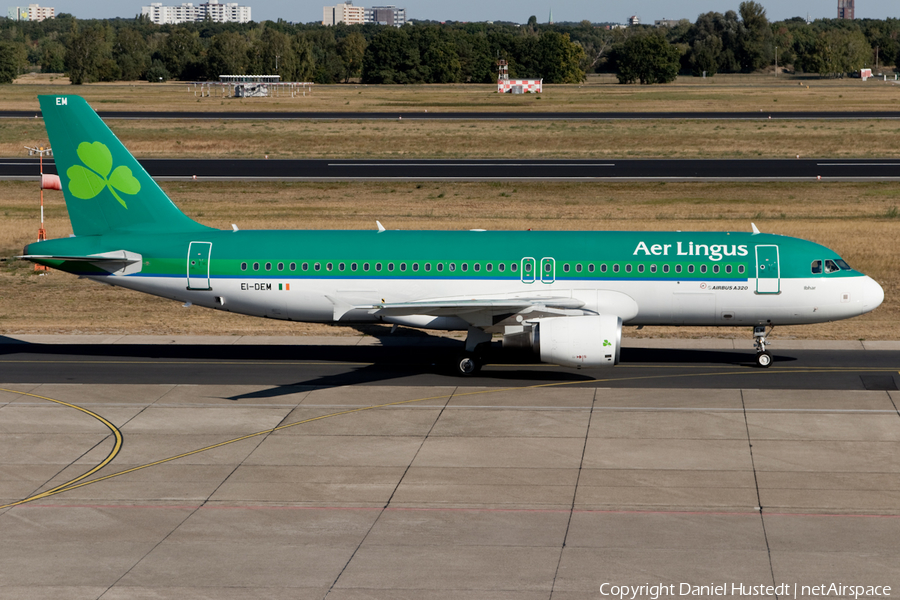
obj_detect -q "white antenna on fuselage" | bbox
[751,222,761,235]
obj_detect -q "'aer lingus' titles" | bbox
[633,241,749,262]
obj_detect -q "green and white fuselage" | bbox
[22,96,885,371]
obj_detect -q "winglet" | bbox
[751,222,761,235]
[376,220,386,233]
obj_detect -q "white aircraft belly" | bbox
[88,272,873,328]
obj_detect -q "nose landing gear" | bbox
[753,325,773,367]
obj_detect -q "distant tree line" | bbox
[603,1,899,83]
[0,4,897,85]
[0,14,586,85]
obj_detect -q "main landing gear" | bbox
[454,353,482,377]
[453,327,491,377]
[753,325,773,368]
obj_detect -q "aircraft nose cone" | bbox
[865,276,884,311]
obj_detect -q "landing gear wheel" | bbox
[756,351,772,368]
[454,355,482,377]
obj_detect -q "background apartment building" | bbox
[365,5,405,26]
[7,4,54,21]
[324,2,405,26]
[141,0,251,25]
[323,2,364,25]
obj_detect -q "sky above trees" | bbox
[49,1,900,25]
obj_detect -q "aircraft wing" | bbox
[351,296,588,328]
[367,297,585,315]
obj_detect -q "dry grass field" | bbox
[6,117,900,159]
[7,72,900,114]
[1,180,897,341]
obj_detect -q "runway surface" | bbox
[1,336,898,597]
[4,157,900,182]
[5,109,900,120]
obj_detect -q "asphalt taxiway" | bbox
[5,157,900,182]
[1,335,898,598]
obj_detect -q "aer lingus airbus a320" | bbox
[22,96,884,374]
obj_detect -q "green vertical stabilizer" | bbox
[39,95,212,236]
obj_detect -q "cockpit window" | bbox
[811,260,822,274]
[824,259,840,274]
[835,259,852,271]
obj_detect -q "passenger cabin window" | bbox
[375,263,382,271]
[326,263,333,271]
[351,263,357,271]
[576,264,583,273]
[663,264,669,273]
[650,265,657,273]
[424,263,430,272]
[314,262,321,271]
[499,263,505,272]
[290,263,296,271]
[700,265,707,274]
[738,265,745,274]
[277,262,284,271]
[412,263,419,272]
[688,265,694,274]
[486,263,492,272]
[589,264,595,273]
[253,262,260,271]
[713,265,719,274]
[437,263,443,272]
[302,262,308,271]
[265,262,272,271]
[474,263,480,272]
[613,264,620,273]
[625,264,632,273]
[675,265,682,274]
[339,262,345,271]
[511,263,518,272]
[637,264,644,274]
[449,263,456,272]
[601,264,607,273]
[824,259,840,274]
[400,263,406,272]
[462,263,468,272]
[388,263,394,272]
[811,260,822,274]
[364,263,369,271]
[241,262,247,271]
[563,264,570,273]
[524,263,532,273]
[725,265,732,274]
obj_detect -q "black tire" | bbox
[756,351,773,368]
[454,355,481,377]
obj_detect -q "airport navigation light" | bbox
[24,145,57,271]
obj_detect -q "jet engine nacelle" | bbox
[534,315,622,368]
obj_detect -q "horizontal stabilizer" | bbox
[19,250,143,275]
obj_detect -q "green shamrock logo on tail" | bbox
[67,141,140,209]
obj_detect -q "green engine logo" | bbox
[603,339,611,347]
[67,141,140,209]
